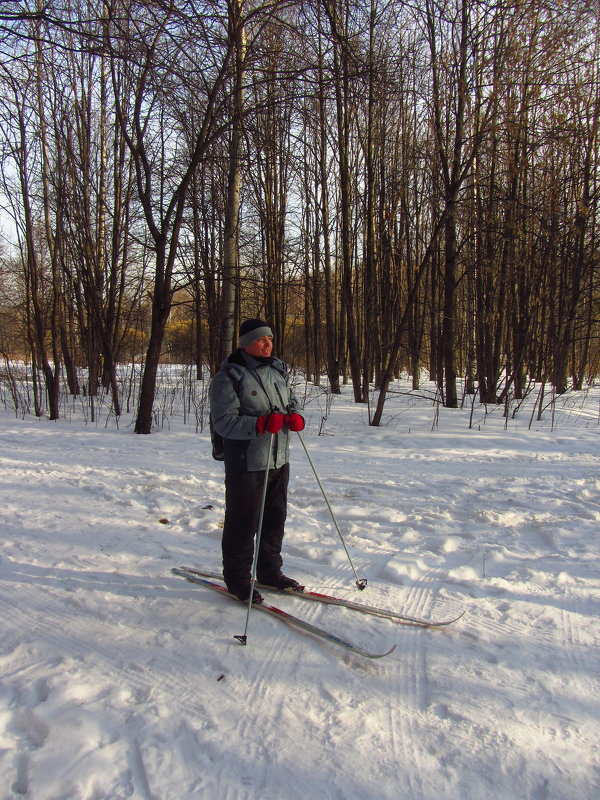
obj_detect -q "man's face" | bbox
[244,335,273,358]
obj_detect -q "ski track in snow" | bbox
[1,385,600,799]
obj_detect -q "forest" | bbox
[0,0,598,432]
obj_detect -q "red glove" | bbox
[256,412,285,434]
[285,412,305,432]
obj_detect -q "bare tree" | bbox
[105,0,234,433]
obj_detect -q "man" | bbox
[209,318,305,603]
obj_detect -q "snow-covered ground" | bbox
[1,379,599,799]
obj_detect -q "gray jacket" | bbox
[209,349,302,472]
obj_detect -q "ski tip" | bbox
[359,643,396,659]
[427,609,467,627]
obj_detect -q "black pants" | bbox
[222,463,289,590]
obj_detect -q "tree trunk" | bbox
[218,0,245,366]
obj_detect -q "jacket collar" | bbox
[229,348,275,370]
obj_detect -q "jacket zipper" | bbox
[250,367,288,467]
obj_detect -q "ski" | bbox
[178,566,465,629]
[172,567,396,660]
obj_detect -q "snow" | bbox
[1,378,599,799]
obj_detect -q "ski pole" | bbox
[296,432,367,591]
[234,432,273,645]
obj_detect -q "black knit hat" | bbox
[238,318,273,348]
